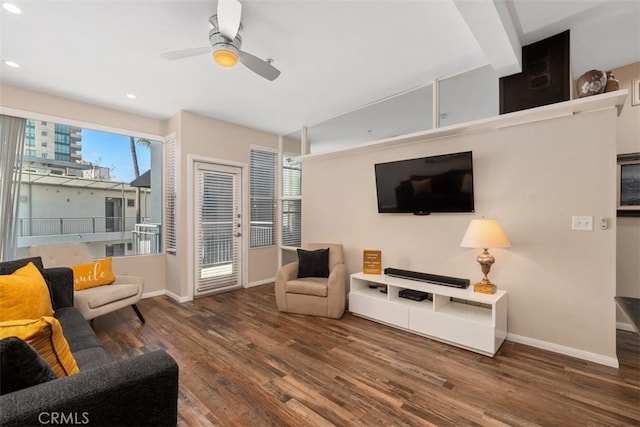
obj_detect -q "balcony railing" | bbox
[250,222,274,247]
[200,221,275,266]
[19,218,274,257]
[132,223,161,255]
[200,222,234,267]
[18,217,137,237]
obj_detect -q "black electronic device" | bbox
[398,289,431,301]
[374,151,474,214]
[384,267,470,289]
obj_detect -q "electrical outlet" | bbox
[572,215,593,231]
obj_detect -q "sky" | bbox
[81,129,152,183]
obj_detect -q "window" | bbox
[282,155,301,197]
[281,199,301,246]
[55,124,70,134]
[16,118,163,258]
[281,154,302,246]
[55,142,70,158]
[55,133,70,144]
[105,243,125,257]
[41,131,48,136]
[250,148,276,248]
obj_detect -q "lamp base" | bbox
[473,282,497,294]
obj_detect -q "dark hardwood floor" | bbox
[94,284,640,426]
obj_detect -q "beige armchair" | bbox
[275,243,346,319]
[29,243,144,323]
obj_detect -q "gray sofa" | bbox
[0,257,179,426]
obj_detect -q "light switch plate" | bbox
[572,215,593,231]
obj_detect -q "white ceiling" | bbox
[1,0,638,137]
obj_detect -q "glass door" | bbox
[193,162,242,296]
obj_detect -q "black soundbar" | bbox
[384,267,470,289]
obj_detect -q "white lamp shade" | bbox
[460,219,511,249]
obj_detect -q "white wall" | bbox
[164,110,280,299]
[302,107,619,364]
[0,85,163,137]
[113,254,166,296]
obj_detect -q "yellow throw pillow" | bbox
[0,262,54,322]
[0,317,79,377]
[72,258,115,291]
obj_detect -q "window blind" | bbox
[164,139,177,254]
[281,199,301,247]
[196,167,240,293]
[250,149,276,248]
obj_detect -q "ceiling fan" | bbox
[161,0,280,81]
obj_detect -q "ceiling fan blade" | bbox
[161,47,210,60]
[217,0,242,40]
[238,50,281,81]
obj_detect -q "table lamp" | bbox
[460,218,511,294]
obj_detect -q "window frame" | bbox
[280,153,302,248]
[5,110,166,258]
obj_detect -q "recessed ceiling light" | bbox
[126,93,136,99]
[2,3,22,14]
[3,60,19,68]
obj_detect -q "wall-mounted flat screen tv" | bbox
[374,151,474,214]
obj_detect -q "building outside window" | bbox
[25,122,35,147]
[15,118,163,259]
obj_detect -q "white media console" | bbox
[349,272,507,356]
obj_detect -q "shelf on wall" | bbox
[302,90,628,162]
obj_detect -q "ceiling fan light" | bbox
[213,49,238,67]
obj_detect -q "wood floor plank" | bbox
[94,284,640,426]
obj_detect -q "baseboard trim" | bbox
[507,333,619,368]
[141,290,166,299]
[166,290,191,303]
[616,322,636,332]
[246,278,275,288]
